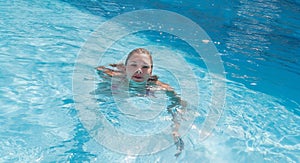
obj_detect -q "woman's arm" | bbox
[155,80,174,92]
[166,90,187,157]
[148,76,186,156]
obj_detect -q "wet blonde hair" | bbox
[125,48,153,68]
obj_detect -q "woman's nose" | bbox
[136,68,142,74]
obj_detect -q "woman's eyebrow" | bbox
[142,61,150,65]
[128,61,137,63]
[128,61,150,65]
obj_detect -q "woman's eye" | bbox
[142,65,150,69]
[130,64,137,67]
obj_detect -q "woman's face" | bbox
[125,53,152,82]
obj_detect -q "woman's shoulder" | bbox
[147,75,159,82]
[148,75,174,92]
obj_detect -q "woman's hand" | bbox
[109,63,125,72]
[96,64,126,77]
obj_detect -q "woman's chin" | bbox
[131,77,145,82]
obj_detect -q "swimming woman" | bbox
[96,48,185,157]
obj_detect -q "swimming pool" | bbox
[1,0,299,162]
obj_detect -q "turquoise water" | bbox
[1,0,299,162]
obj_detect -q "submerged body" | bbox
[96,48,186,156]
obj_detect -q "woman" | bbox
[96,48,185,157]
[96,48,173,92]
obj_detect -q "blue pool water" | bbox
[1,0,299,162]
